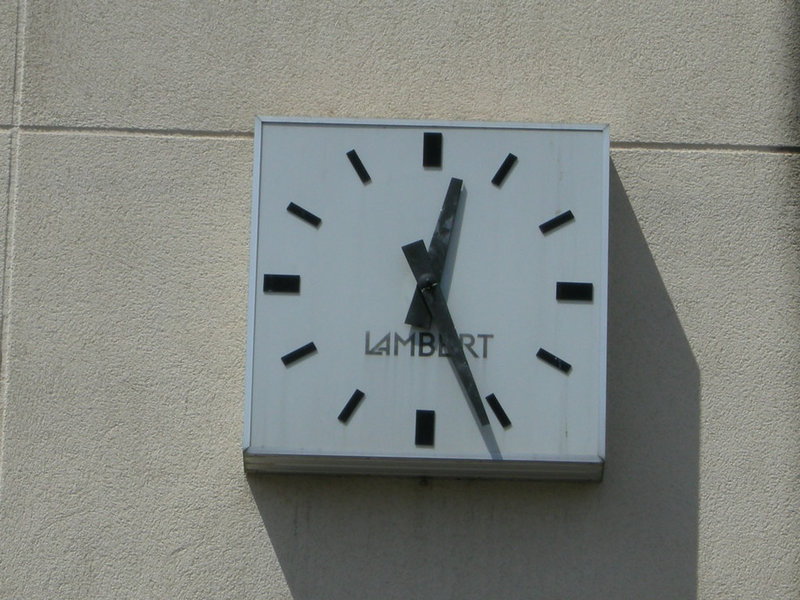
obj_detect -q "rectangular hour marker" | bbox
[286,202,321,227]
[556,282,594,302]
[536,348,571,373]
[346,149,371,183]
[263,274,300,294]
[422,132,443,168]
[281,342,317,366]
[338,389,365,423]
[539,210,575,234]
[485,393,511,428]
[491,153,517,187]
[415,410,435,446]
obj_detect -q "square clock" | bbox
[243,117,608,480]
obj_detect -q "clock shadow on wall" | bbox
[247,162,700,600]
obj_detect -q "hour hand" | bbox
[405,177,463,329]
[402,239,490,426]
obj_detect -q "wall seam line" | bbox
[19,125,253,140]
[612,142,800,155]
[10,126,800,155]
[0,0,27,498]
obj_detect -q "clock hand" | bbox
[402,239,490,426]
[404,177,463,329]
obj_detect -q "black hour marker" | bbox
[536,348,571,373]
[485,393,511,428]
[281,342,317,366]
[539,210,575,234]
[346,149,371,184]
[556,282,594,302]
[263,274,300,294]
[415,410,435,447]
[338,389,365,423]
[286,202,321,228]
[491,153,517,187]
[422,132,443,168]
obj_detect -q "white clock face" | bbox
[244,118,608,479]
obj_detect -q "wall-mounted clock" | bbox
[243,117,608,479]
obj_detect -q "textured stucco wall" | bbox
[1,2,798,599]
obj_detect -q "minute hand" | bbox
[402,240,490,426]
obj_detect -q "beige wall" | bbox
[1,2,798,598]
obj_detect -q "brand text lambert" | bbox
[365,331,493,358]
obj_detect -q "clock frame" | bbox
[243,117,609,480]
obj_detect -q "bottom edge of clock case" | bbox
[242,451,604,481]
